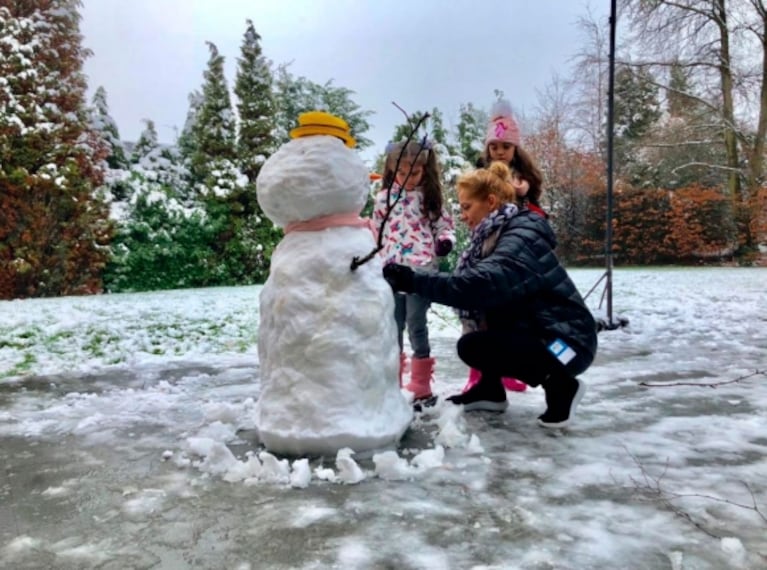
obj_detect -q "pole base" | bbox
[595,315,629,332]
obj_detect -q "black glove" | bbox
[383,263,415,293]
[435,239,453,257]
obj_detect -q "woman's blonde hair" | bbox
[457,161,517,206]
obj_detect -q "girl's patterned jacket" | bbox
[373,183,455,270]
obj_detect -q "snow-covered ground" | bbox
[1,267,766,569]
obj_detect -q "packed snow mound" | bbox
[255,136,369,227]
[254,129,412,457]
[255,227,412,457]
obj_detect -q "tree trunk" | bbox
[746,1,767,240]
[713,0,749,248]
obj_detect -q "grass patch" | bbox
[3,352,37,379]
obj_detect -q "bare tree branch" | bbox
[623,448,767,541]
[671,161,746,175]
[639,369,765,388]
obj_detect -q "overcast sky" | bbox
[80,0,607,161]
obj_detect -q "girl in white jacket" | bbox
[373,139,455,405]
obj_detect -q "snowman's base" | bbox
[256,428,409,459]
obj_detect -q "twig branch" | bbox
[627,452,721,538]
[623,448,767,541]
[671,161,744,175]
[392,101,410,119]
[639,369,765,388]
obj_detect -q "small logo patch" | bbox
[548,338,577,365]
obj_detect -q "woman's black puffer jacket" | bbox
[411,209,598,365]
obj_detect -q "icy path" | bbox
[1,268,766,569]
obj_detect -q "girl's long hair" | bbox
[478,145,543,207]
[382,140,444,221]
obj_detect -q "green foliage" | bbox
[103,175,218,292]
[234,19,275,184]
[177,90,203,160]
[613,65,661,184]
[0,1,112,299]
[90,86,128,170]
[456,102,488,167]
[272,64,374,150]
[218,202,283,284]
[131,119,159,163]
[232,19,278,282]
[189,42,237,184]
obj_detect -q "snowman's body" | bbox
[255,135,412,457]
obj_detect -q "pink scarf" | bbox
[285,212,377,240]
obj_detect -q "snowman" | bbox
[254,111,413,457]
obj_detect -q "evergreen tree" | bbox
[667,61,701,119]
[131,119,159,163]
[105,115,204,291]
[88,86,131,203]
[614,66,660,141]
[0,0,111,299]
[272,64,373,149]
[234,19,275,183]
[231,19,281,284]
[612,65,661,184]
[89,86,127,170]
[129,120,190,196]
[429,107,468,187]
[178,89,203,160]
[190,41,237,184]
[427,107,467,271]
[456,102,488,167]
[186,41,253,284]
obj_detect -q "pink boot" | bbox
[462,367,482,392]
[502,377,528,392]
[404,356,434,400]
[463,368,528,393]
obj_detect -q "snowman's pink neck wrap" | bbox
[284,212,377,239]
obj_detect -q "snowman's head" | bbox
[256,113,368,228]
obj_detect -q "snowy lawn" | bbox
[1,267,766,569]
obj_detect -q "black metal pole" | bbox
[605,0,617,326]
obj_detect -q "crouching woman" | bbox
[383,161,597,428]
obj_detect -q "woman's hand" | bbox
[382,263,414,293]
[511,173,530,198]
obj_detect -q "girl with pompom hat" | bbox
[479,99,544,216]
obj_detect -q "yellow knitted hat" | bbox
[289,111,356,148]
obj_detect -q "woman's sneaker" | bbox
[446,375,508,412]
[537,377,586,428]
